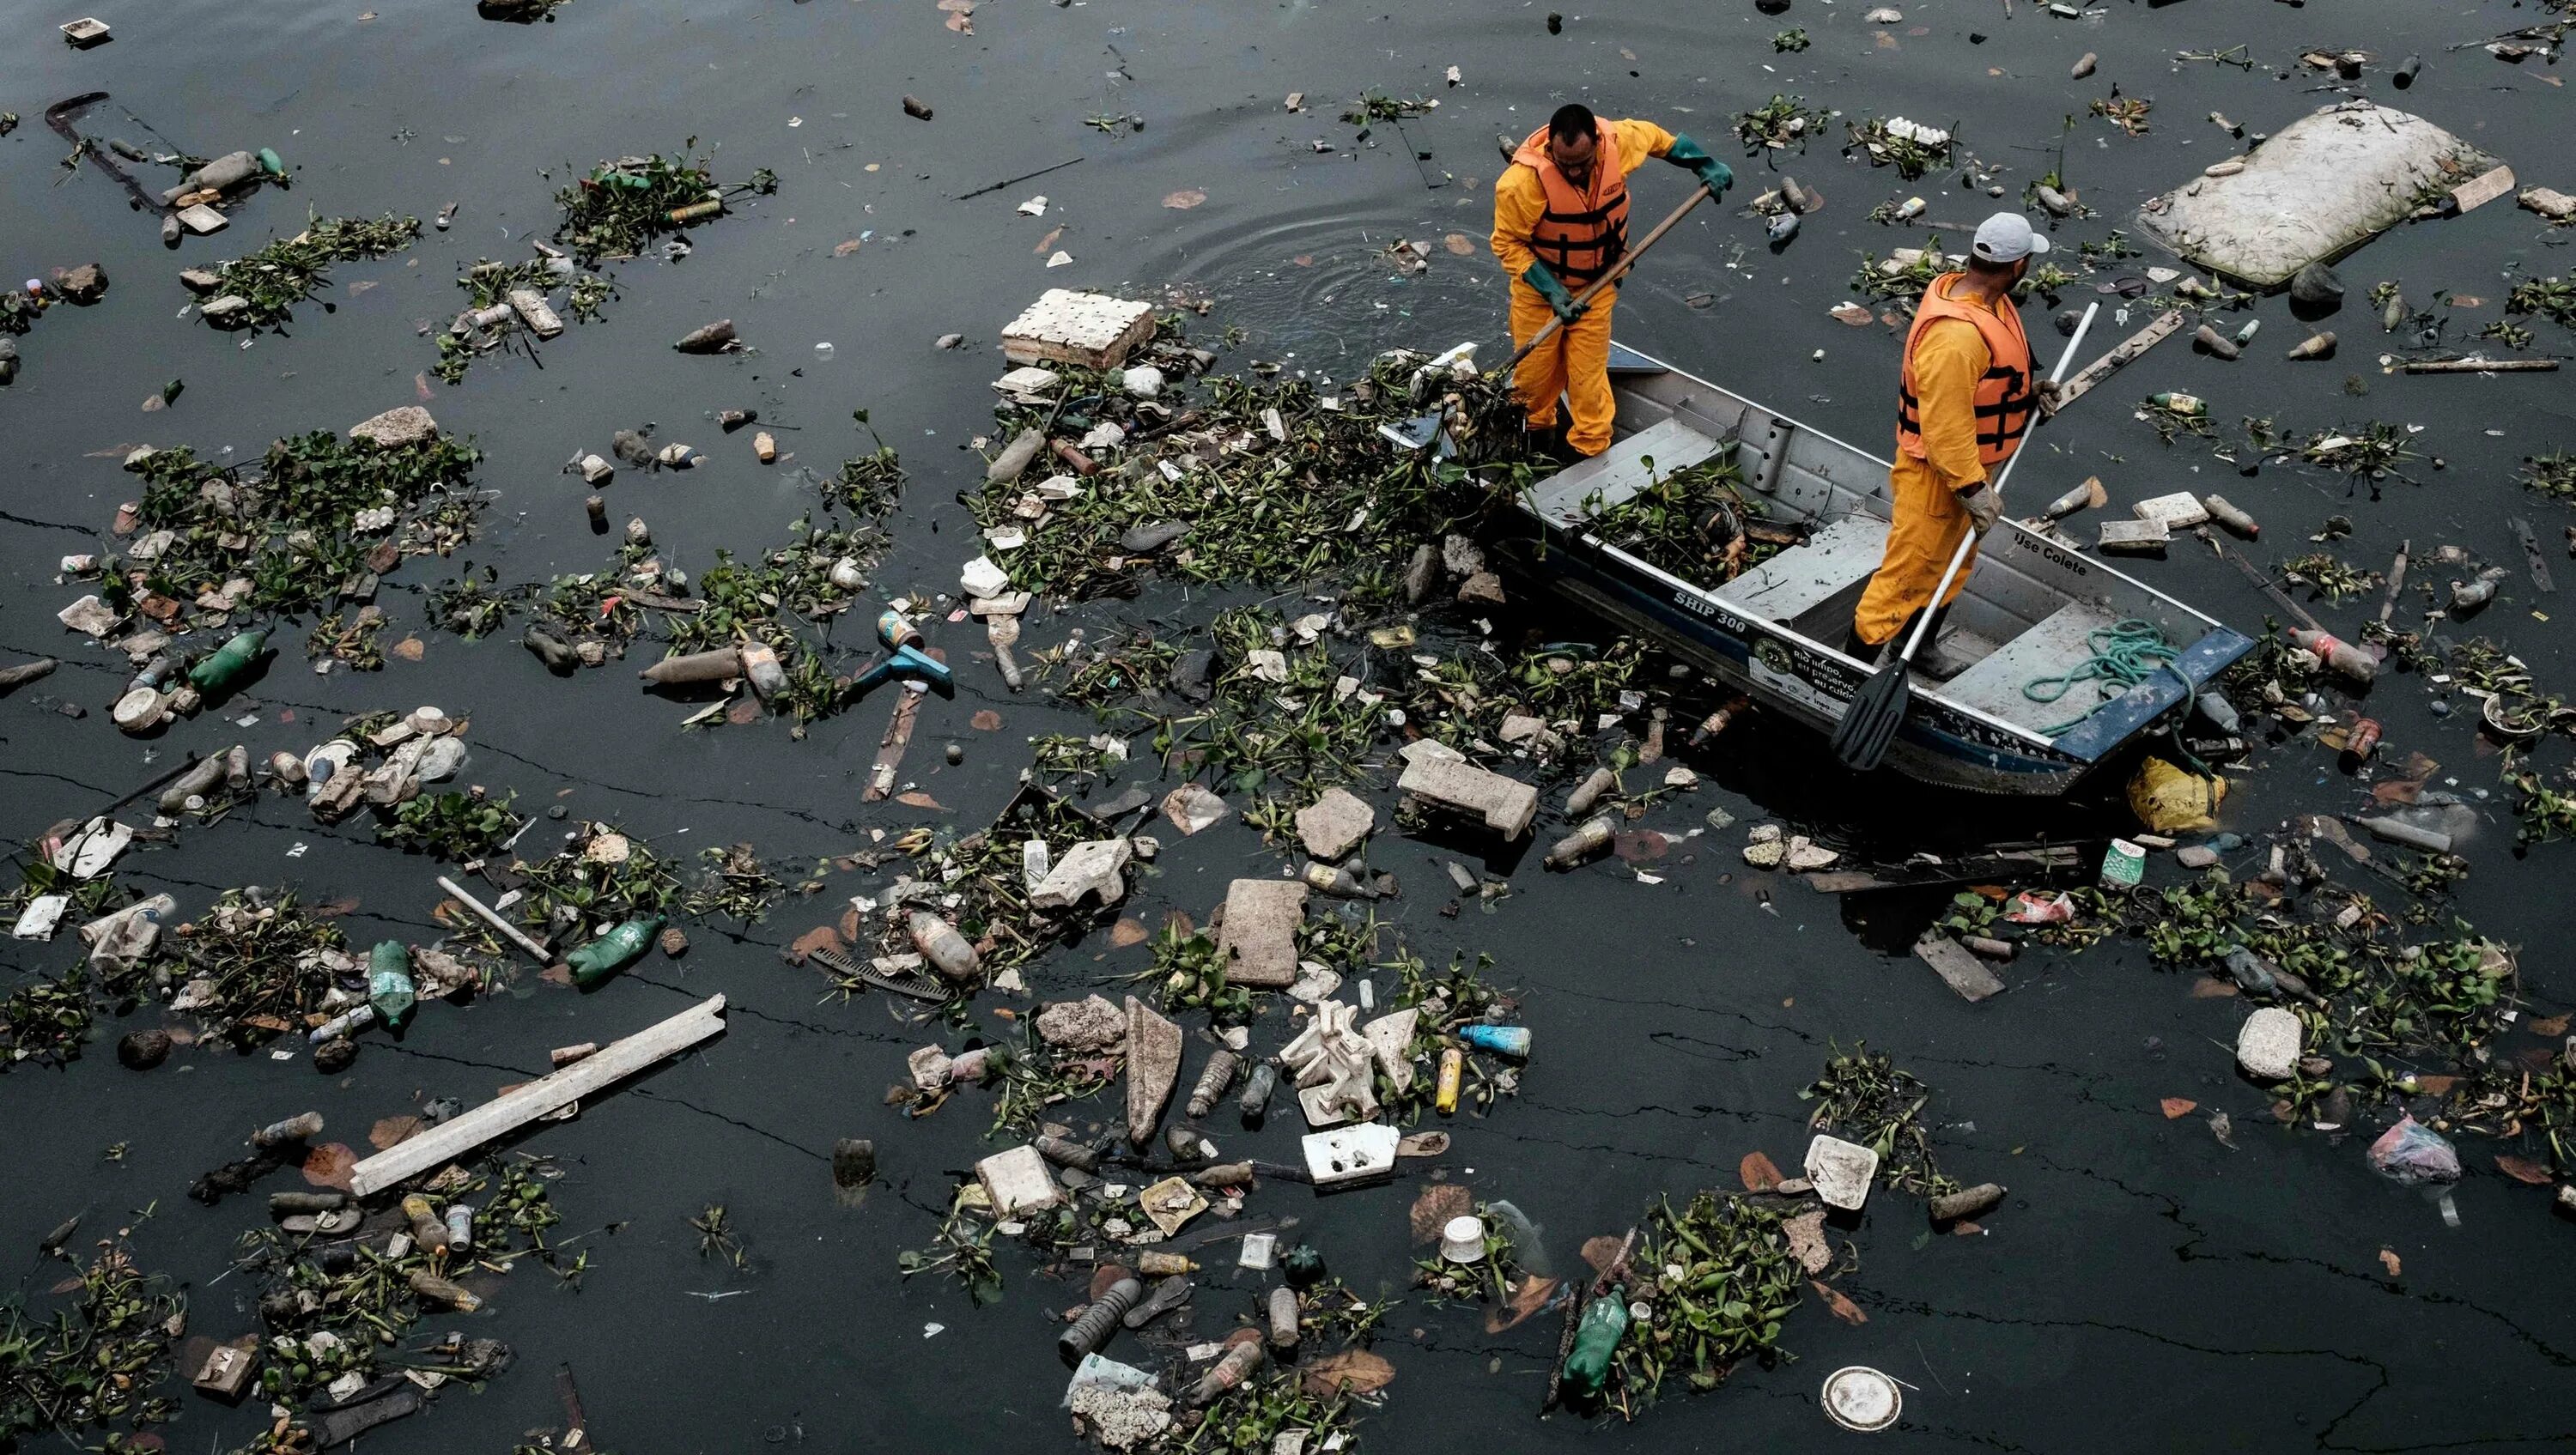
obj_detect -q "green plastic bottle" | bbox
[186,627,269,691]
[566,915,664,987]
[256,148,286,178]
[2148,391,2206,417]
[1558,1294,1631,1400]
[367,940,416,1029]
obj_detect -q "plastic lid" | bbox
[1821,1366,1901,1433]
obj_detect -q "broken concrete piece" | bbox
[976,1144,1065,1216]
[1302,1122,1400,1189]
[2519,186,2576,221]
[1783,836,1840,872]
[348,406,438,449]
[1455,571,1507,607]
[1031,838,1133,912]
[1396,754,1537,839]
[1805,1133,1880,1211]
[1124,997,1182,1145]
[350,995,727,1196]
[1000,288,1157,370]
[2099,518,2171,553]
[908,1045,956,1091]
[1915,935,2006,1002]
[1295,788,1375,861]
[2237,1006,2302,1081]
[1161,784,1230,836]
[2132,491,2210,530]
[1037,994,1127,1052]
[1214,878,1308,988]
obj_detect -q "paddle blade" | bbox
[1830,660,1914,772]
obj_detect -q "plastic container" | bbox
[1439,1216,1488,1263]
[908,912,981,981]
[367,940,417,1029]
[2099,838,2147,888]
[446,1203,474,1252]
[1186,1049,1240,1118]
[406,1270,481,1312]
[1236,1062,1276,1125]
[1267,1286,1301,1349]
[1280,1244,1327,1289]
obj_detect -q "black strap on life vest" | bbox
[1534,199,1628,285]
[1896,358,2034,451]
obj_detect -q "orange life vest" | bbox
[1510,122,1630,288]
[1894,274,2037,468]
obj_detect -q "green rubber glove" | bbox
[1664,134,1734,197]
[1521,262,1587,322]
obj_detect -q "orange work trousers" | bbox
[1508,280,1618,457]
[1851,451,1979,647]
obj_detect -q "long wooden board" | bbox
[349,995,726,1196]
[2049,308,2184,411]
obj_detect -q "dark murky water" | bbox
[6,0,2575,1449]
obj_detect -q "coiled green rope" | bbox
[2025,619,2178,735]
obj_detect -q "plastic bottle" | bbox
[1186,1049,1241,1118]
[2201,495,2260,539]
[908,912,981,981]
[186,627,268,692]
[308,1004,377,1044]
[1559,1294,1631,1400]
[1460,1023,1533,1058]
[251,1111,324,1149]
[407,1270,482,1312]
[1544,817,1614,870]
[565,915,664,988]
[1436,1047,1465,1113]
[269,1191,348,1216]
[446,1203,474,1252]
[1236,1062,1276,1125]
[1033,1135,1099,1171]
[2288,627,2378,684]
[1281,1244,1327,1289]
[1267,1287,1302,1349]
[1057,1276,1141,1363]
[2149,391,2206,416]
[1188,1338,1265,1403]
[1300,860,1381,899]
[638,647,743,685]
[403,1193,451,1254]
[1765,212,1800,246]
[366,941,417,1030]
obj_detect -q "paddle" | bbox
[1829,300,2099,773]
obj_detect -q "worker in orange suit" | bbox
[1849,212,2057,678]
[1491,103,1731,458]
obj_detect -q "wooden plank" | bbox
[2512,518,2555,593]
[863,688,923,802]
[2049,309,2183,410]
[349,995,726,1197]
[437,876,553,963]
[1915,935,2006,1002]
[1802,845,2081,894]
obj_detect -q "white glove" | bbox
[1959,483,2003,532]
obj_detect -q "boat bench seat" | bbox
[1933,600,2125,737]
[1527,418,1728,528]
[1710,514,1890,627]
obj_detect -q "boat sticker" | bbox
[1747,635,1843,717]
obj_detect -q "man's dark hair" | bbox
[1548,104,1598,144]
[1965,253,2020,277]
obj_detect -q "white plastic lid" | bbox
[1822,1366,1901,1432]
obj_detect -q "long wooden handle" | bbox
[1503,181,1714,373]
[1894,302,2098,666]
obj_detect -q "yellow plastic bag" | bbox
[2129,756,2226,834]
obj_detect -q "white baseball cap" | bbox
[1971,212,2050,263]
